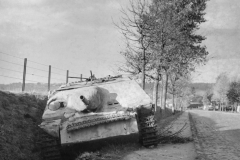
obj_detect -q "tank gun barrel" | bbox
[80,95,89,106]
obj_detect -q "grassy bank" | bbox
[0,91,47,160]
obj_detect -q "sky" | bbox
[0,0,239,84]
[192,0,240,83]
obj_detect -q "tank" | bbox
[38,75,158,160]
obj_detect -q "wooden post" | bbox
[80,74,82,81]
[48,65,51,91]
[90,70,92,81]
[22,58,27,92]
[66,70,69,84]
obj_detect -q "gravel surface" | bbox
[189,110,240,160]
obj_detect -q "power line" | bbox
[0,67,22,74]
[0,51,50,67]
[27,66,48,72]
[27,73,64,81]
[0,75,39,83]
[0,59,23,66]
[0,51,84,76]
[51,67,81,75]
[26,72,48,79]
[0,51,64,71]
[26,71,65,81]
[0,51,78,73]
[0,66,65,82]
[25,65,65,76]
[0,51,23,60]
[52,66,66,71]
[0,63,65,79]
[28,60,49,67]
[51,71,65,77]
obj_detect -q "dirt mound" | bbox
[0,91,47,160]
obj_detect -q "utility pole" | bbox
[48,65,51,91]
[22,58,27,92]
[66,70,69,84]
[90,70,92,81]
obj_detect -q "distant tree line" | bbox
[202,72,240,111]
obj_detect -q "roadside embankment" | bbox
[0,91,47,160]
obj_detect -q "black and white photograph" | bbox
[0,0,240,160]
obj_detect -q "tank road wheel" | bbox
[136,106,158,147]
[37,131,62,160]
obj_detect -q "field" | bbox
[0,83,63,94]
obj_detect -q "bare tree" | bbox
[117,0,154,90]
[118,0,208,114]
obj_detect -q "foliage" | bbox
[118,0,209,110]
[174,78,192,109]
[190,87,196,96]
[168,75,191,109]
[149,0,209,110]
[212,72,229,108]
[227,81,240,104]
[202,87,213,105]
[202,92,210,105]
[117,0,155,89]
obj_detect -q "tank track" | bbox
[37,131,62,160]
[136,106,158,147]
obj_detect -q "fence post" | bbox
[66,70,69,84]
[90,70,92,81]
[22,58,27,92]
[48,65,51,91]
[80,74,82,81]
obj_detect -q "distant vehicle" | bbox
[187,103,203,109]
[214,105,219,111]
[208,105,214,111]
[225,105,235,112]
[198,106,204,110]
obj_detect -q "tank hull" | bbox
[60,118,138,145]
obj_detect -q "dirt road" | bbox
[189,110,240,160]
[121,112,197,160]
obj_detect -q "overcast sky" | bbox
[0,0,239,84]
[193,0,240,83]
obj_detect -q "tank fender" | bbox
[39,119,61,138]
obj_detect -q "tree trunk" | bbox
[142,49,146,90]
[160,78,164,109]
[179,98,183,111]
[161,70,168,112]
[153,73,160,112]
[172,93,175,114]
[175,95,178,110]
